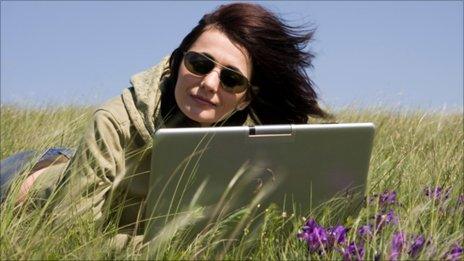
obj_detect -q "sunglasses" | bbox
[183,51,252,94]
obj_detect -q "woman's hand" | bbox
[17,167,49,203]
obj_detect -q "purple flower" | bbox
[357,224,373,238]
[297,218,318,241]
[341,241,365,261]
[375,210,398,230]
[379,190,397,207]
[445,245,463,261]
[424,186,450,201]
[408,234,426,258]
[297,218,329,254]
[389,232,405,261]
[327,225,348,246]
[310,226,329,253]
[367,190,397,207]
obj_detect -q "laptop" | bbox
[144,123,375,242]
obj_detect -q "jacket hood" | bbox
[121,56,170,145]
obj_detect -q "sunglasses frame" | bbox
[183,51,253,94]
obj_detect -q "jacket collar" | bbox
[122,56,170,145]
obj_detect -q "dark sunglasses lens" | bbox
[184,52,214,75]
[220,70,248,93]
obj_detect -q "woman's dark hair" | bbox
[161,2,330,126]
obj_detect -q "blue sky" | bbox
[1,1,462,111]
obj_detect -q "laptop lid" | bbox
[144,123,375,241]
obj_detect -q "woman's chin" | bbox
[182,109,217,126]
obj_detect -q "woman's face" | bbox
[174,28,252,127]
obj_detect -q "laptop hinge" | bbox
[249,125,292,137]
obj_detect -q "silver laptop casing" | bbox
[144,123,375,241]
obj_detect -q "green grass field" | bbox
[1,105,462,260]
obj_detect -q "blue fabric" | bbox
[0,147,74,202]
[38,147,74,162]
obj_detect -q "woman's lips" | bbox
[190,94,217,107]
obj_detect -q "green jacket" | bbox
[35,57,171,243]
[33,57,255,247]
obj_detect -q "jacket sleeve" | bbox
[50,108,127,227]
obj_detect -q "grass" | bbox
[0,104,462,260]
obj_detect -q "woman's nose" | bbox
[200,68,221,93]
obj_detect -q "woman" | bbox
[8,2,329,238]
